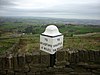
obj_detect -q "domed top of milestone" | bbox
[42,25,61,36]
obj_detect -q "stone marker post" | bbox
[40,25,63,67]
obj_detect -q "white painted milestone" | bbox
[40,25,63,54]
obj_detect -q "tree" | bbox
[25,26,33,34]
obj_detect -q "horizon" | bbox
[0,16,100,25]
[0,16,100,21]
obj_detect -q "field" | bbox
[0,17,100,54]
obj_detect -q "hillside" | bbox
[0,17,100,54]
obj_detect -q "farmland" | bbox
[0,17,100,54]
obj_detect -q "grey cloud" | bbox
[0,0,16,8]
[0,0,100,19]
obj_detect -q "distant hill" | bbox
[0,16,100,25]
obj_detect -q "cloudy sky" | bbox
[0,0,100,19]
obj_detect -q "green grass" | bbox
[64,36,100,50]
[0,22,100,54]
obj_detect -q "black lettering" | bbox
[53,42,62,47]
[41,46,43,49]
[57,38,60,41]
[53,49,56,51]
[40,42,52,48]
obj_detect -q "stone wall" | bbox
[67,50,100,64]
[0,50,100,75]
